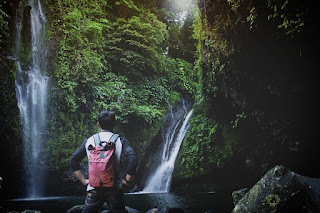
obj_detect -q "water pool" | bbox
[1,191,233,213]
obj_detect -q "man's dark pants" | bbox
[82,188,126,213]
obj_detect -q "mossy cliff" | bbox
[174,0,319,183]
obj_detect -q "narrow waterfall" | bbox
[14,0,50,198]
[143,108,193,193]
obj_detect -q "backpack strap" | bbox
[92,133,119,147]
[113,135,122,170]
[108,134,119,143]
[93,134,100,146]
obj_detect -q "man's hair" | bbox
[98,110,116,130]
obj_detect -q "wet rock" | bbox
[232,188,249,206]
[67,204,141,213]
[146,208,159,213]
[272,165,289,178]
[232,165,320,213]
[163,207,184,213]
[125,206,144,213]
[67,205,83,213]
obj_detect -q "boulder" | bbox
[145,208,159,213]
[67,205,83,213]
[146,207,184,213]
[67,204,142,213]
[164,208,185,212]
[232,165,320,213]
[125,206,144,213]
[232,188,249,206]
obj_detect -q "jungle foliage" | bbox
[0,0,317,183]
[0,1,20,158]
[42,0,197,169]
[176,0,318,178]
[0,1,9,55]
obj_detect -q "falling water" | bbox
[14,0,50,198]
[143,108,193,192]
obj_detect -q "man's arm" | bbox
[74,170,89,186]
[121,174,133,186]
[70,140,89,185]
[120,137,137,186]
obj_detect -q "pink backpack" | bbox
[88,133,119,188]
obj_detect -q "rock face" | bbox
[67,205,84,213]
[232,188,249,206]
[67,205,143,213]
[232,165,320,213]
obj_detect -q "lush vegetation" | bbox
[0,1,9,54]
[42,0,198,170]
[0,0,318,193]
[175,0,318,179]
[0,1,20,160]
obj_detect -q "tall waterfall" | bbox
[143,108,193,193]
[14,0,50,198]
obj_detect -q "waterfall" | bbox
[143,108,193,193]
[14,0,50,198]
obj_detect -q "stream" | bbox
[1,191,234,213]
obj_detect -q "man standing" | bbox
[70,110,137,213]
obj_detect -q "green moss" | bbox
[174,98,236,179]
[247,185,261,205]
[169,91,181,105]
[264,194,281,208]
[18,43,32,65]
